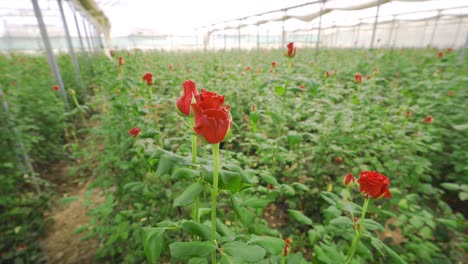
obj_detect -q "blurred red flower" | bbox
[142,72,152,85]
[437,51,443,58]
[424,116,433,124]
[53,85,59,91]
[128,127,141,138]
[271,61,277,68]
[285,42,296,58]
[344,173,355,186]
[355,73,362,83]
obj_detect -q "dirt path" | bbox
[40,161,104,264]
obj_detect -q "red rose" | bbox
[437,51,443,58]
[128,127,141,138]
[53,85,59,91]
[325,71,330,78]
[447,48,453,53]
[366,75,371,80]
[285,42,296,58]
[405,111,411,118]
[245,66,251,71]
[355,73,362,83]
[176,80,198,116]
[194,88,226,111]
[300,85,305,90]
[118,57,123,65]
[335,157,343,163]
[268,184,274,190]
[424,116,433,124]
[343,173,355,186]
[168,64,173,70]
[142,72,152,85]
[271,61,277,68]
[191,104,231,144]
[357,171,392,199]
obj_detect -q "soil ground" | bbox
[40,160,103,264]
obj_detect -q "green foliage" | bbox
[3,48,466,263]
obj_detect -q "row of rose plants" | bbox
[59,46,467,263]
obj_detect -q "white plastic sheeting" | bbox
[202,0,468,50]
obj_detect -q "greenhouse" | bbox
[1,0,467,263]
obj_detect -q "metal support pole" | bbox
[370,0,382,49]
[213,31,216,51]
[72,7,87,53]
[459,32,467,63]
[421,20,429,47]
[0,87,40,193]
[195,28,199,50]
[223,29,227,51]
[281,16,286,47]
[354,21,361,48]
[256,23,260,51]
[387,16,396,48]
[31,0,69,109]
[334,26,339,48]
[429,10,442,48]
[57,0,83,91]
[238,22,241,51]
[315,0,326,59]
[391,21,400,49]
[452,16,463,48]
[82,18,93,55]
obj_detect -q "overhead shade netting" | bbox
[202,0,468,49]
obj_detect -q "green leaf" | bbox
[329,216,353,229]
[287,132,302,146]
[274,86,286,96]
[188,258,209,264]
[216,219,234,236]
[370,237,385,256]
[308,229,321,245]
[363,219,385,231]
[321,192,340,206]
[142,227,165,264]
[409,216,425,229]
[219,170,242,193]
[171,167,199,180]
[261,174,278,185]
[459,192,468,201]
[169,241,216,259]
[156,155,176,177]
[223,241,266,262]
[440,182,460,191]
[314,243,345,263]
[382,243,407,264]
[282,184,296,196]
[247,235,286,255]
[453,123,468,130]
[173,182,204,207]
[59,196,79,204]
[181,221,213,241]
[291,182,309,192]
[244,197,272,209]
[288,209,312,225]
[436,218,458,228]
